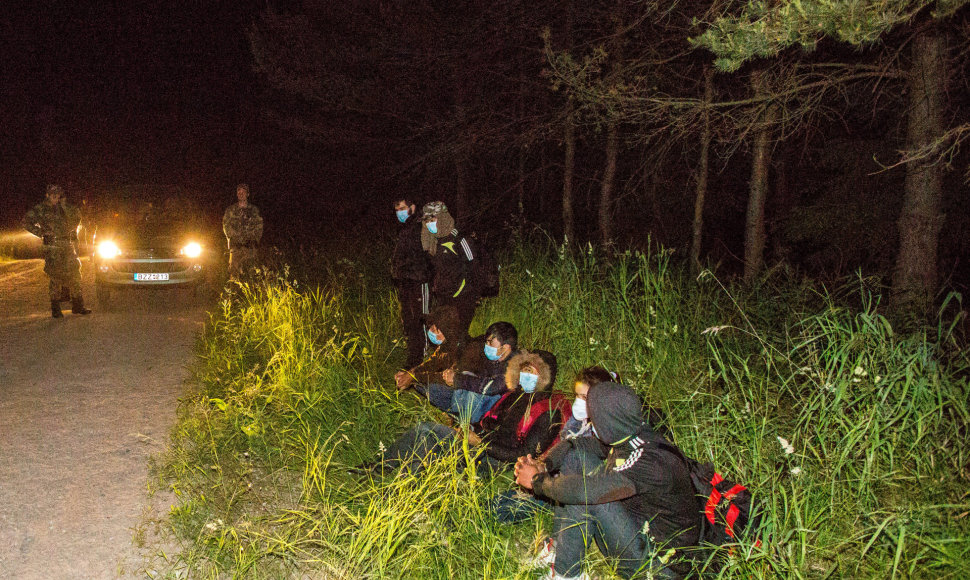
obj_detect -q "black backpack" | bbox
[466,232,500,298]
[658,443,762,552]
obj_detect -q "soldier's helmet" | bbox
[46,184,64,196]
[421,201,447,221]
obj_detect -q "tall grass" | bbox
[155,237,970,579]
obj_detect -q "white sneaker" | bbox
[531,537,556,568]
[539,570,591,580]
[531,538,592,580]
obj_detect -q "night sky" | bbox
[1,1,270,229]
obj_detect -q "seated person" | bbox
[395,305,464,392]
[424,321,519,424]
[354,349,564,477]
[490,366,616,524]
[515,382,698,580]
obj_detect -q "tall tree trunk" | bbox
[891,27,945,316]
[455,150,469,221]
[517,68,527,228]
[690,67,714,276]
[561,0,576,245]
[454,101,470,221]
[598,9,623,249]
[743,70,778,283]
[563,103,576,245]
[599,121,619,248]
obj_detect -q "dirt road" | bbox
[0,259,204,579]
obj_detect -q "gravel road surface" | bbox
[0,259,204,579]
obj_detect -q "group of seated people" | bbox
[356,305,700,580]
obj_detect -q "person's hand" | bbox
[515,462,540,490]
[466,431,482,446]
[442,368,455,386]
[395,371,413,390]
[515,454,537,473]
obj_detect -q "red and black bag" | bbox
[658,443,762,550]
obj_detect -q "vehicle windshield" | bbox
[95,197,205,247]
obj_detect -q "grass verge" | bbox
[153,237,970,579]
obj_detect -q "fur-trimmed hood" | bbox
[504,349,556,392]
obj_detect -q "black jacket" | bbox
[429,229,479,300]
[453,337,517,397]
[392,214,430,283]
[533,382,699,550]
[478,390,562,463]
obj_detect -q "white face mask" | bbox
[571,398,588,421]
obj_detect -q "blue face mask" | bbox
[520,372,539,393]
[484,344,501,361]
[571,398,588,421]
[427,328,443,345]
[396,209,409,223]
[426,220,438,234]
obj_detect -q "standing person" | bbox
[420,201,480,339]
[23,184,92,318]
[391,198,431,369]
[222,183,264,278]
[515,382,698,580]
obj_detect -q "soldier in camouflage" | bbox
[23,184,92,318]
[222,183,264,277]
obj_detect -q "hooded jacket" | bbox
[408,305,465,384]
[532,382,699,550]
[476,350,563,463]
[419,209,478,301]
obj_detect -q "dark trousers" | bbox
[381,421,505,477]
[397,281,430,368]
[552,448,679,579]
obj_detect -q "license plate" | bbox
[134,273,170,281]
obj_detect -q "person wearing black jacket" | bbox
[395,305,464,392]
[419,201,480,339]
[355,349,562,477]
[470,349,562,470]
[392,198,432,369]
[515,382,698,580]
[425,321,518,423]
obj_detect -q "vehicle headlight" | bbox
[181,242,203,258]
[97,241,121,259]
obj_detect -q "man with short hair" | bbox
[222,183,263,278]
[426,321,519,423]
[23,184,91,318]
[391,198,431,369]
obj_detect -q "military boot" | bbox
[71,295,92,315]
[51,300,63,318]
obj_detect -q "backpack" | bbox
[658,443,762,552]
[466,232,500,298]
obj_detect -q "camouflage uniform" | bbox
[23,198,84,302]
[222,202,263,276]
